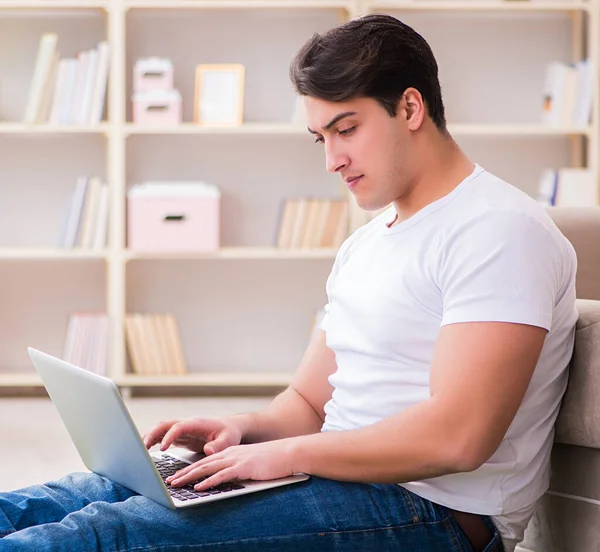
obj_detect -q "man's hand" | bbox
[165,439,296,491]
[142,417,243,455]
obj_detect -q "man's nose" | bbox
[325,143,348,174]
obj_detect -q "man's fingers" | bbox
[204,433,231,455]
[168,457,229,487]
[160,422,187,451]
[165,458,202,482]
[160,418,220,451]
[194,467,239,491]
[143,420,179,449]
[160,419,209,451]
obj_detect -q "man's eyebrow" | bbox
[307,111,357,134]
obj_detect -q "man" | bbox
[0,14,577,552]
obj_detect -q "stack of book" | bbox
[23,33,110,125]
[542,59,593,127]
[63,313,109,376]
[537,167,598,207]
[58,176,110,249]
[276,198,348,249]
[125,314,188,376]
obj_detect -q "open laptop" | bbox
[27,347,309,509]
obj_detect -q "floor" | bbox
[0,395,271,491]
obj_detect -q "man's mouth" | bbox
[344,175,363,189]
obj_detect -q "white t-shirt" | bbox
[320,164,578,550]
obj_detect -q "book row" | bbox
[24,33,110,125]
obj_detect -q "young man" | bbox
[1,14,577,552]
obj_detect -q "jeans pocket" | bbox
[397,485,422,524]
[482,532,505,552]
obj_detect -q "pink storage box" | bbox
[127,182,221,253]
[133,57,174,92]
[132,89,182,125]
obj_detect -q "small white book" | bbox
[23,33,58,123]
[90,41,110,124]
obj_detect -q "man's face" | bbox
[305,96,412,211]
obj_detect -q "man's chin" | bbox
[353,194,388,212]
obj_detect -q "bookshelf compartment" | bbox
[378,10,577,125]
[0,261,106,374]
[0,135,107,248]
[125,259,332,376]
[0,9,107,123]
[126,135,342,248]
[124,7,344,124]
[455,135,576,197]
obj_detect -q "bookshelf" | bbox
[0,0,597,395]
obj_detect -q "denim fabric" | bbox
[0,472,504,551]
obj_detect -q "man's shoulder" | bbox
[449,169,562,241]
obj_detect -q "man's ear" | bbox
[400,88,425,131]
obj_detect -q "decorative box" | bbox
[132,89,182,125]
[127,182,221,253]
[133,57,174,92]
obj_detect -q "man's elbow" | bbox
[445,432,497,474]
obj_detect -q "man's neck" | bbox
[390,136,474,226]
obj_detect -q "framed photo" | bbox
[194,64,245,126]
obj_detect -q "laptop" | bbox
[27,347,309,509]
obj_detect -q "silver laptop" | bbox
[27,347,309,509]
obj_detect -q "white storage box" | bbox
[127,182,221,253]
[133,57,174,92]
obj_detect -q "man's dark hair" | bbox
[290,13,447,132]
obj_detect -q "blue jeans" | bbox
[0,472,504,551]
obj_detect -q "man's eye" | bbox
[314,136,324,144]
[339,127,355,136]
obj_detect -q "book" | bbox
[23,33,58,123]
[542,59,593,127]
[90,41,110,124]
[537,167,598,207]
[275,198,349,249]
[125,313,188,376]
[63,313,109,375]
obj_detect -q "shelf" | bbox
[124,0,351,9]
[126,247,339,261]
[0,123,111,135]
[448,124,593,137]
[124,122,592,137]
[118,372,293,387]
[0,123,589,138]
[366,1,592,12]
[0,248,108,261]
[125,123,308,136]
[0,1,107,9]
[0,373,43,387]
[0,372,291,389]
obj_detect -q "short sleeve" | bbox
[438,212,562,331]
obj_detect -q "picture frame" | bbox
[193,63,245,126]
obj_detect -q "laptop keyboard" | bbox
[153,453,245,501]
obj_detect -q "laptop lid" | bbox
[28,347,173,508]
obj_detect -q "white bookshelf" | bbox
[0,0,597,394]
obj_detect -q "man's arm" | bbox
[230,329,337,444]
[287,321,546,481]
[169,320,548,491]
